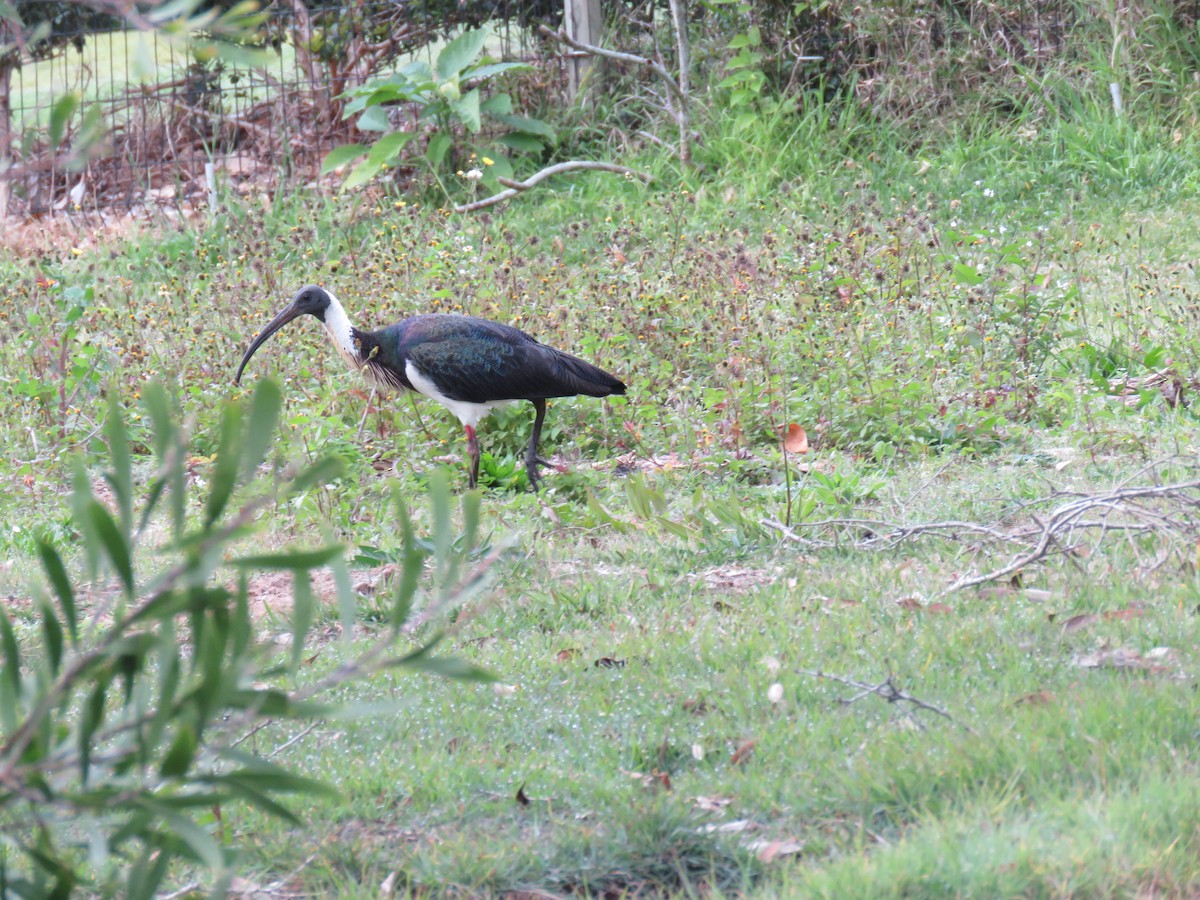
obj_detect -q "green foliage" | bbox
[324,28,555,197]
[0,380,491,896]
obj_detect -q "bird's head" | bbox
[234,285,334,384]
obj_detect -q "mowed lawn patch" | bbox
[2,176,1200,894]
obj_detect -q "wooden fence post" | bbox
[565,0,602,101]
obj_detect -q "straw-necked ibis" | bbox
[234,285,626,490]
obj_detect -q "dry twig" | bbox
[452,161,650,213]
[764,460,1200,596]
[798,669,976,734]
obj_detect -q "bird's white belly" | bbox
[405,361,514,428]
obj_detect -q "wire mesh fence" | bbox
[2,2,567,218]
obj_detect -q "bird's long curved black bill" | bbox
[234,302,305,384]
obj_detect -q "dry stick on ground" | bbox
[798,669,977,735]
[764,466,1200,596]
[452,161,651,213]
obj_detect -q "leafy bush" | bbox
[323,27,555,196]
[0,380,490,897]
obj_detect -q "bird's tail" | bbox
[551,349,627,397]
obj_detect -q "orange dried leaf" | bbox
[730,739,756,766]
[783,424,809,454]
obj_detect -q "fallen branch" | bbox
[764,461,1200,596]
[798,669,976,734]
[452,160,650,213]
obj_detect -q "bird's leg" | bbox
[525,399,560,492]
[465,424,480,489]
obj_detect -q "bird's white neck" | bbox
[320,291,360,370]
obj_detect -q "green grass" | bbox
[6,61,1200,892]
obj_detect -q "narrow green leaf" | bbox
[459,489,481,562]
[389,490,423,631]
[125,844,170,900]
[436,28,490,81]
[287,455,344,495]
[391,641,494,681]
[0,607,21,697]
[153,806,224,872]
[48,92,80,147]
[103,395,133,534]
[430,468,452,577]
[88,501,133,598]
[290,573,314,670]
[39,598,64,676]
[142,383,186,538]
[239,378,282,482]
[146,624,180,753]
[141,381,173,460]
[215,763,341,798]
[79,680,109,785]
[230,573,251,659]
[37,540,77,644]
[329,552,355,646]
[231,544,343,571]
[320,143,368,174]
[159,724,197,778]
[203,401,242,527]
[72,458,101,582]
[209,778,300,825]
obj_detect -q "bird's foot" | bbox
[525,455,564,492]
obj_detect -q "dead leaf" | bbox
[1104,607,1144,621]
[1073,646,1177,672]
[1062,613,1098,632]
[594,657,626,669]
[700,818,758,834]
[926,602,954,615]
[620,768,671,792]
[515,783,530,806]
[555,648,580,662]
[693,795,733,812]
[748,838,805,863]
[682,698,713,715]
[730,739,756,766]
[782,424,809,454]
[896,597,924,611]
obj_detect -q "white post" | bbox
[565,0,602,101]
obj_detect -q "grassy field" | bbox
[4,55,1200,895]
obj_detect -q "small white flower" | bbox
[983,188,995,197]
[465,168,483,181]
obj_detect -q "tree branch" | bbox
[452,161,650,213]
